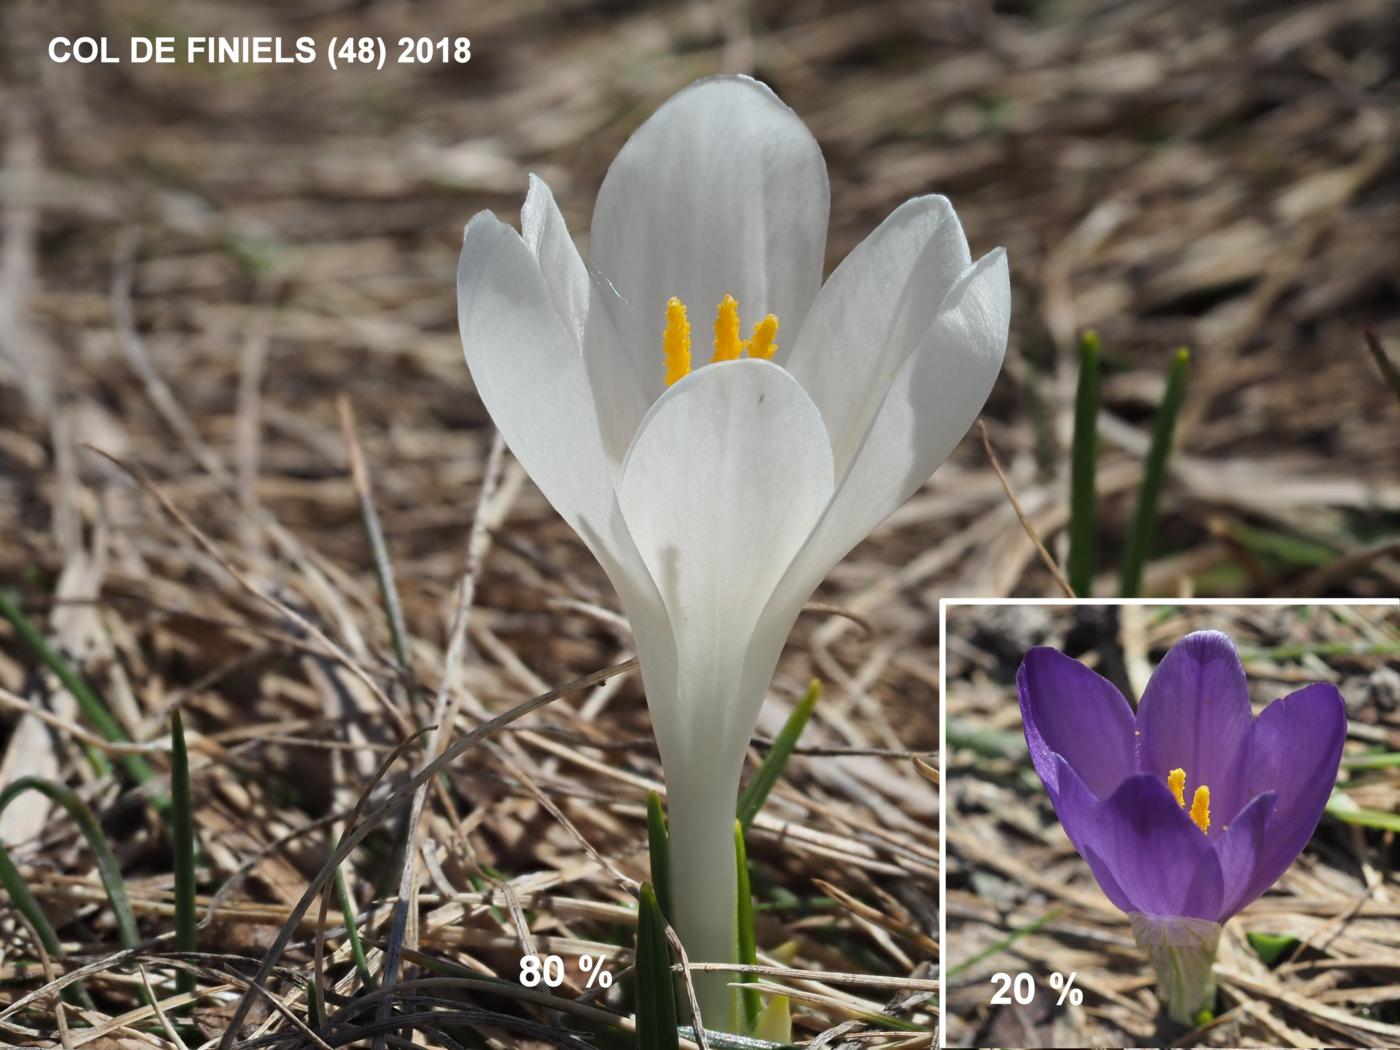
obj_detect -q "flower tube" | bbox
[1017,630,1346,1023]
[458,75,1009,1030]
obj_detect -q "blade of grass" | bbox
[338,394,413,673]
[978,420,1076,597]
[946,906,1063,981]
[1118,347,1190,597]
[733,822,761,1033]
[1339,751,1400,770]
[737,681,819,830]
[646,791,672,923]
[0,844,94,1007]
[1246,931,1299,966]
[1240,641,1400,661]
[170,711,197,1006]
[636,882,680,1050]
[217,657,639,1050]
[1326,792,1400,833]
[1222,521,1336,568]
[0,589,159,794]
[0,777,140,948]
[334,866,376,989]
[1068,330,1101,597]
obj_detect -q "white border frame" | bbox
[935,596,1399,1049]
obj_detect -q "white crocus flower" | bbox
[458,75,1009,1031]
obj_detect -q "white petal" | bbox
[769,248,1010,614]
[520,175,649,471]
[521,174,590,346]
[783,195,971,475]
[622,362,837,1021]
[617,359,835,746]
[590,76,829,407]
[458,210,651,597]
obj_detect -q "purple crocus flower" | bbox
[1017,629,1346,1022]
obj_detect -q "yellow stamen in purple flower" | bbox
[1168,767,1210,833]
[1167,767,1186,807]
[1189,785,1210,833]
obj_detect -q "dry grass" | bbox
[944,602,1400,1048]
[0,0,1397,1046]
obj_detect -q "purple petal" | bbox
[1080,775,1223,920]
[1211,790,1276,918]
[1041,754,1139,911]
[1236,683,1346,904]
[1018,647,1137,801]
[1135,631,1254,811]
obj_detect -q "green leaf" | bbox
[646,790,672,923]
[1067,329,1101,597]
[171,711,198,1005]
[335,866,375,989]
[1326,790,1400,833]
[635,883,680,1050]
[0,777,140,948]
[737,681,820,830]
[1246,931,1299,966]
[0,589,161,799]
[1339,751,1400,770]
[0,843,93,1007]
[946,906,1062,979]
[1118,347,1190,597]
[734,821,761,1033]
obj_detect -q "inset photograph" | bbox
[942,601,1400,1049]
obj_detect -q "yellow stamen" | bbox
[663,296,692,386]
[1167,767,1186,808]
[663,294,783,380]
[745,314,779,360]
[712,294,743,363]
[1189,785,1210,834]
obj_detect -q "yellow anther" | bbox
[1189,785,1210,834]
[745,314,779,360]
[712,295,743,363]
[1167,767,1186,808]
[663,296,692,387]
[663,294,782,380]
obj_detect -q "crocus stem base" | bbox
[665,760,745,1034]
[1129,913,1221,1025]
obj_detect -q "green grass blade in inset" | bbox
[1327,791,1400,833]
